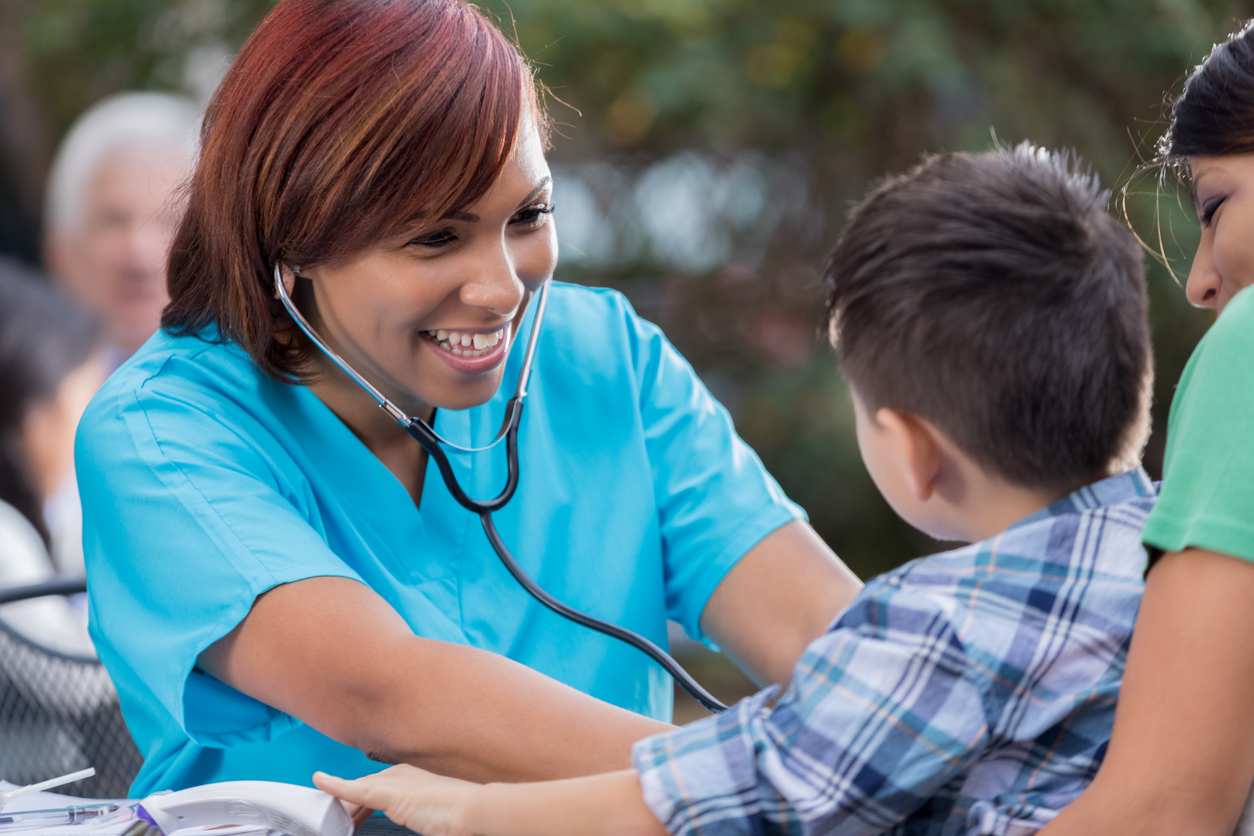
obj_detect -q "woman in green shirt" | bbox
[1043,20,1254,836]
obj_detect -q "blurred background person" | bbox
[42,92,199,371]
[0,257,103,655]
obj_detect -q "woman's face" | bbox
[299,121,557,414]
[1186,153,1254,315]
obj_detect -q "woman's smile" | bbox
[421,322,512,372]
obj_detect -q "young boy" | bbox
[313,143,1157,836]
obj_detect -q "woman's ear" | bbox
[875,407,943,502]
[276,264,299,299]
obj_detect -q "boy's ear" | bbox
[875,407,943,502]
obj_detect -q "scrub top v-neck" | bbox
[77,282,804,796]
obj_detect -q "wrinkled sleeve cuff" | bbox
[632,688,779,836]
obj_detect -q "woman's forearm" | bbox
[356,640,673,781]
[1041,549,1254,836]
[200,576,672,782]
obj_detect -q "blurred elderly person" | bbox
[43,92,199,370]
[0,258,103,655]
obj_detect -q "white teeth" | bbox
[426,326,506,358]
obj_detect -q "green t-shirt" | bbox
[1144,285,1254,562]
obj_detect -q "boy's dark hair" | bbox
[824,143,1151,492]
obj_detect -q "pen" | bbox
[0,770,98,811]
[0,804,124,832]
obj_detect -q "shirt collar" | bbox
[1009,466,1156,531]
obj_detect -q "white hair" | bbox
[44,91,201,234]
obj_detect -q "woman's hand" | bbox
[339,802,377,830]
[315,766,481,836]
[318,767,666,836]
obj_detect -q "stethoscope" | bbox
[274,266,728,713]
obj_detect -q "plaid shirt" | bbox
[634,468,1156,836]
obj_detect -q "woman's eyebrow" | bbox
[517,176,553,209]
[439,176,553,224]
[1190,165,1221,205]
[1190,169,1210,211]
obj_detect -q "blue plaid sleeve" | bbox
[633,586,989,836]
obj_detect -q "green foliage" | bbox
[476,0,1242,577]
[1,0,1245,581]
[15,0,274,139]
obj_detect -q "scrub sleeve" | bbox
[78,359,375,748]
[1142,286,1254,563]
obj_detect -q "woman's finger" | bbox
[333,800,377,831]
[313,772,371,807]
[351,804,376,829]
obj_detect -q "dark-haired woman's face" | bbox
[299,122,557,415]
[1187,153,1254,315]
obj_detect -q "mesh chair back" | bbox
[0,581,141,798]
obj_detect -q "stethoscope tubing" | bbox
[275,266,728,713]
[479,513,729,712]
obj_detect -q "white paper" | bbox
[0,783,267,836]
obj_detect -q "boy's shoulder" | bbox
[843,468,1156,659]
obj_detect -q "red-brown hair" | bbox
[163,0,540,380]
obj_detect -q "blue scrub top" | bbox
[77,283,803,796]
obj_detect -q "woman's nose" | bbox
[458,246,524,315]
[1186,238,1222,309]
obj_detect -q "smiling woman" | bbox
[162,0,532,382]
[282,124,556,427]
[1042,19,1254,836]
[76,0,862,798]
[1186,153,1254,311]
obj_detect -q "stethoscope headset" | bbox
[275,266,728,713]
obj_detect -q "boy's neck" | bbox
[940,470,1085,543]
